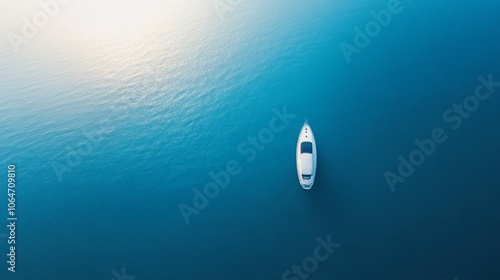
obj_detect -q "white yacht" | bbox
[296,121,317,191]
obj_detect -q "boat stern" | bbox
[301,183,313,190]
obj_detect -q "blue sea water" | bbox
[1,0,500,279]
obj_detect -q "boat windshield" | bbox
[301,142,313,154]
[302,174,311,180]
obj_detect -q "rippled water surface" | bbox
[1,0,499,279]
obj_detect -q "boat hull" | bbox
[296,122,317,190]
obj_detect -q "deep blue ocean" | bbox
[1,0,499,279]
